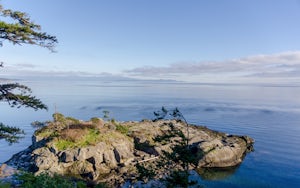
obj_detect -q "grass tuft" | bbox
[55,129,100,150]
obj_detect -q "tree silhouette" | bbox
[136,107,199,187]
[0,4,57,51]
[0,3,57,143]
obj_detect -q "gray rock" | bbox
[67,161,94,175]
[58,150,78,163]
[198,139,223,153]
[6,119,254,186]
[33,148,58,170]
[103,149,118,168]
[197,136,251,167]
[112,141,134,164]
[77,147,97,161]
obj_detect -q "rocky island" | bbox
[4,113,254,186]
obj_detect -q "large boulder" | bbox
[197,135,253,167]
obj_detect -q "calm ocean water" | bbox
[1,79,300,187]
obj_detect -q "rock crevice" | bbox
[5,119,254,185]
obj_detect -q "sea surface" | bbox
[1,79,300,187]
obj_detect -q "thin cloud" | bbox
[125,51,300,80]
[0,68,130,81]
[14,63,37,68]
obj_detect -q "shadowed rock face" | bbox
[6,119,254,185]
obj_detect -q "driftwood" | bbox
[137,156,160,163]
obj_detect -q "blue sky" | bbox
[1,0,300,83]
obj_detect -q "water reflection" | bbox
[196,166,240,180]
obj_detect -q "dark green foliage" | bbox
[164,170,189,188]
[0,122,24,143]
[102,110,110,120]
[135,122,196,187]
[76,181,87,188]
[154,107,186,121]
[17,172,75,188]
[164,170,201,188]
[0,4,57,51]
[16,172,110,188]
[53,113,66,123]
[0,81,48,144]
[153,106,168,120]
[115,124,129,135]
[136,163,156,182]
[0,181,10,188]
[0,3,57,143]
[94,183,111,188]
[51,113,81,129]
[162,141,198,168]
[31,121,47,129]
[157,123,197,167]
[66,117,81,124]
[0,83,47,110]
[136,107,201,187]
[1,172,111,188]
[154,122,185,144]
[157,123,197,187]
[154,107,190,145]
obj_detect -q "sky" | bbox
[1,0,300,84]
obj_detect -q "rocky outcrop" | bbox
[197,135,253,167]
[7,138,135,183]
[0,163,17,178]
[5,119,254,185]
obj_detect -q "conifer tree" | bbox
[0,3,57,143]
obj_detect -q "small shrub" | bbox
[90,118,104,129]
[53,113,66,123]
[116,124,129,135]
[55,139,75,150]
[17,172,74,188]
[0,123,25,143]
[31,121,47,129]
[60,128,88,142]
[107,123,116,130]
[95,182,111,188]
[65,117,80,124]
[91,117,100,123]
[0,181,11,188]
[136,163,156,183]
[35,127,59,139]
[54,128,101,150]
[76,181,87,188]
[82,129,100,146]
[102,110,110,121]
[68,123,96,130]
[164,170,189,188]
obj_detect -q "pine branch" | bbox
[0,83,48,110]
[0,5,57,51]
[0,122,25,144]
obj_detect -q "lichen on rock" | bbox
[5,115,254,186]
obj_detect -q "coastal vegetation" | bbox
[0,3,57,143]
[0,172,110,188]
[135,107,204,187]
[4,110,254,187]
[0,3,255,187]
[34,113,132,151]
